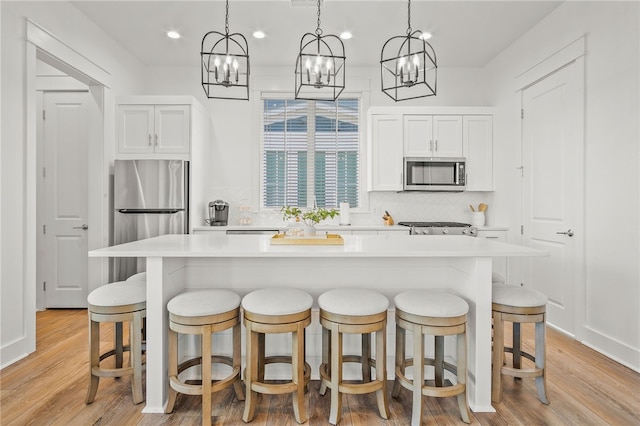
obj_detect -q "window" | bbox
[261,98,360,209]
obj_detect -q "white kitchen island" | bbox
[89,233,547,414]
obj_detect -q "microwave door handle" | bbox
[455,163,459,184]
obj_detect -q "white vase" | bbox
[303,225,317,236]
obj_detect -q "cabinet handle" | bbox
[148,134,152,146]
[435,139,438,151]
[155,134,158,146]
[485,236,499,239]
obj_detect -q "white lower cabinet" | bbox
[476,229,508,282]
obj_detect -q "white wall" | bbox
[485,1,640,370]
[145,64,495,227]
[0,1,146,367]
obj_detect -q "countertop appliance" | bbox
[398,221,477,236]
[113,159,188,280]
[207,200,229,226]
[404,157,466,191]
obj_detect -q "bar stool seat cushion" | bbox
[394,290,468,318]
[88,281,145,308]
[318,288,389,316]
[167,289,241,317]
[242,288,312,315]
[126,272,147,282]
[492,285,548,308]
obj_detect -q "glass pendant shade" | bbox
[295,33,345,101]
[201,1,250,100]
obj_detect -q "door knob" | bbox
[73,224,89,230]
[556,229,573,237]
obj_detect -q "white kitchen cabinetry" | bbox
[477,229,507,281]
[463,116,493,191]
[368,114,403,191]
[404,115,463,157]
[117,101,190,159]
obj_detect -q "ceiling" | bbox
[70,0,563,69]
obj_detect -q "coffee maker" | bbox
[207,200,229,226]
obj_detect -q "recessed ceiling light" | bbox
[253,30,266,39]
[167,31,181,39]
[421,32,433,40]
[340,32,352,40]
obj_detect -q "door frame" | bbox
[25,20,112,345]
[516,35,586,340]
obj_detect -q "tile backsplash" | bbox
[201,188,495,228]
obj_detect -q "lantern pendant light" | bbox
[380,0,437,101]
[201,0,250,100]
[295,0,346,101]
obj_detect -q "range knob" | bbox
[442,228,449,234]
[462,228,470,235]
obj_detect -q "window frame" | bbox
[258,92,368,213]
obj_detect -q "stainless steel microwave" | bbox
[403,157,466,191]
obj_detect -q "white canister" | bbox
[471,212,485,226]
[339,202,350,225]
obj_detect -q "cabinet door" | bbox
[477,230,507,282]
[118,105,154,154]
[369,115,403,191]
[463,116,493,191]
[154,106,190,154]
[432,115,463,157]
[403,115,433,157]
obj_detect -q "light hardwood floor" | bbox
[1,309,639,425]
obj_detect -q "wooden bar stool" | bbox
[492,285,549,404]
[165,289,244,426]
[86,281,146,405]
[392,290,471,425]
[318,288,390,425]
[241,288,312,424]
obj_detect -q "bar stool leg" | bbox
[202,325,212,426]
[115,322,124,368]
[130,312,144,404]
[329,322,343,425]
[362,333,371,382]
[166,325,178,413]
[513,322,522,370]
[457,329,471,423]
[232,322,245,401]
[435,335,444,387]
[319,327,329,396]
[292,322,308,423]
[86,316,100,404]
[375,328,390,419]
[492,312,505,403]
[243,323,258,423]
[392,324,405,398]
[411,323,424,426]
[535,320,549,404]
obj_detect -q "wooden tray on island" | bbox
[270,233,344,245]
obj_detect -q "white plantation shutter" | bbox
[262,98,360,209]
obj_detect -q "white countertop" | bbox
[192,224,410,232]
[89,233,544,258]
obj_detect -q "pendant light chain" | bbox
[406,0,412,34]
[315,0,323,36]
[225,0,230,35]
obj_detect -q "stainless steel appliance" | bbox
[207,200,229,226]
[403,157,466,191]
[113,159,188,280]
[398,221,477,236]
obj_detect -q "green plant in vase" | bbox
[281,206,339,236]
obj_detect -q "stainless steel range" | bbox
[398,221,477,236]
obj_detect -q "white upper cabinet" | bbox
[404,115,463,157]
[117,103,190,158]
[463,115,493,191]
[368,114,403,191]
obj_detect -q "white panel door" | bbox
[403,115,433,156]
[43,92,90,308]
[369,114,403,191]
[522,62,583,334]
[154,105,190,154]
[432,115,463,157]
[117,105,154,154]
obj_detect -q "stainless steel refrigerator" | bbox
[113,159,189,281]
